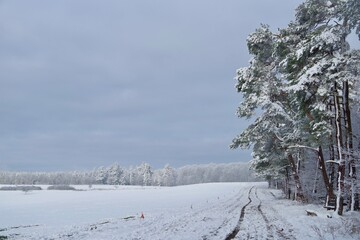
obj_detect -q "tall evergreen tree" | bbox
[232,0,360,213]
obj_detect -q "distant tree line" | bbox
[231,0,360,215]
[0,162,259,186]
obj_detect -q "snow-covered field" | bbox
[1,182,359,239]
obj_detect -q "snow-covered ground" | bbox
[1,182,359,239]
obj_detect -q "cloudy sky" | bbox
[0,0,303,171]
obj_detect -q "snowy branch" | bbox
[287,145,319,152]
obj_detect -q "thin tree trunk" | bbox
[343,80,356,211]
[318,146,335,202]
[328,100,336,194]
[287,153,307,202]
[313,157,319,194]
[334,86,345,215]
[285,167,290,199]
[304,107,335,203]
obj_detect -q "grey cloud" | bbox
[0,0,302,171]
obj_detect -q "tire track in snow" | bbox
[201,197,242,239]
[201,197,243,239]
[263,207,296,239]
[56,192,241,240]
[254,188,272,239]
[227,187,279,240]
[133,187,247,240]
[256,188,296,240]
[224,186,254,240]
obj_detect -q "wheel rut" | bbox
[224,187,295,240]
[254,188,296,240]
[224,186,254,240]
[254,188,272,239]
[201,189,245,240]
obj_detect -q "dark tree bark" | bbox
[318,146,335,205]
[287,153,307,202]
[343,80,357,211]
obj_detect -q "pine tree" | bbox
[106,163,124,185]
[232,0,360,212]
[95,166,108,184]
[137,163,153,186]
[279,0,360,215]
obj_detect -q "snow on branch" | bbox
[287,145,319,152]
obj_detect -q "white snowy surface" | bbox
[1,182,359,239]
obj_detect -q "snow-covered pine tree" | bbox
[95,166,108,184]
[137,163,153,186]
[106,163,124,185]
[277,0,360,215]
[153,164,177,186]
[231,24,308,201]
[161,165,177,186]
[232,0,360,212]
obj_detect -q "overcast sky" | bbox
[0,0,303,172]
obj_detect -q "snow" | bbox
[1,182,359,239]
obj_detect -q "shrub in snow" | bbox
[0,186,42,191]
[20,186,42,191]
[47,185,76,190]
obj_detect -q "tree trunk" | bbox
[318,146,335,204]
[312,157,319,194]
[343,80,357,211]
[285,167,290,199]
[304,105,335,204]
[328,102,336,193]
[287,153,307,202]
[334,85,345,215]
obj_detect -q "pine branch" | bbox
[287,145,319,152]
